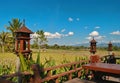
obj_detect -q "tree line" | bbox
[31,43,120,51]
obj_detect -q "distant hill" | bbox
[73,43,89,47]
[73,43,120,47]
[111,43,120,47]
[98,43,120,47]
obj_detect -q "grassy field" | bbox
[0,49,119,66]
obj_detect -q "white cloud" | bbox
[61,29,66,32]
[86,36,92,40]
[68,32,74,36]
[86,36,105,40]
[31,32,39,38]
[110,30,120,35]
[76,18,80,21]
[95,36,106,40]
[111,40,120,43]
[86,31,105,41]
[44,32,62,38]
[44,31,74,39]
[68,17,73,22]
[89,31,99,36]
[95,26,100,29]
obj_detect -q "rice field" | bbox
[0,49,119,66]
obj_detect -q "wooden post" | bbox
[47,70,51,77]
[30,64,42,83]
[68,73,72,80]
[28,40,30,50]
[74,64,77,69]
[15,40,18,51]
[20,40,24,52]
[55,78,59,83]
[77,70,81,77]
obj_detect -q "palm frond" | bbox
[19,53,28,71]
[36,52,40,65]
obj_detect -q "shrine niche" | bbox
[14,24,33,59]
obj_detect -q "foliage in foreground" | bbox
[0,52,89,83]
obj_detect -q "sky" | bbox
[0,0,120,45]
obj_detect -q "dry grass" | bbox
[32,49,120,65]
[0,49,119,66]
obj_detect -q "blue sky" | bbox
[0,0,120,45]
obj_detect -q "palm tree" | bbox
[6,33,13,52]
[36,30,47,52]
[0,31,9,53]
[32,30,47,52]
[6,18,22,51]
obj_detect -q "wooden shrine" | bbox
[108,41,112,51]
[89,38,97,54]
[14,24,33,59]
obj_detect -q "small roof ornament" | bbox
[23,19,25,26]
[90,37,97,43]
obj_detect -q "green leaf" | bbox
[19,53,28,71]
[36,52,40,65]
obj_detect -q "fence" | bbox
[0,60,89,83]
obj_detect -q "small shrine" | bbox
[14,23,33,59]
[108,41,113,55]
[108,41,112,51]
[90,37,97,54]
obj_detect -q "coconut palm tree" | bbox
[0,31,9,53]
[32,30,47,52]
[36,30,47,52]
[5,18,22,51]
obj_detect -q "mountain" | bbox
[73,43,89,47]
[73,43,120,47]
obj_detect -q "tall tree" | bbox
[0,31,9,53]
[36,30,47,52]
[32,30,47,52]
[6,18,22,51]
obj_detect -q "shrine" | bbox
[108,41,113,55]
[14,23,33,59]
[89,37,97,54]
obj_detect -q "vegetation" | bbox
[31,44,120,52]
[5,18,22,51]
[0,49,119,70]
[0,31,9,53]
[32,30,47,52]
[0,50,88,82]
